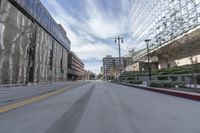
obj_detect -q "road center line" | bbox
[0,87,67,113]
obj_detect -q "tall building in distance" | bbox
[102,55,133,80]
[102,55,114,80]
[68,52,85,80]
[130,0,200,69]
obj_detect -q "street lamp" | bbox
[144,39,152,81]
[115,36,123,82]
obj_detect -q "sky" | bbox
[41,0,131,74]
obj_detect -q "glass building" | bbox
[0,0,71,84]
[12,0,70,50]
[130,0,200,59]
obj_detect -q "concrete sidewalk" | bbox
[118,82,200,101]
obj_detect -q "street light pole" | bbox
[104,67,107,81]
[145,39,152,81]
[115,36,123,82]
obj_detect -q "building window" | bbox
[60,49,63,71]
[167,63,171,68]
[0,0,2,10]
[49,41,54,70]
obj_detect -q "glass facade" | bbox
[0,0,2,9]
[12,0,70,50]
[130,0,200,58]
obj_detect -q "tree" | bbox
[97,74,103,79]
[89,72,95,80]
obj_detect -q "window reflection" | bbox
[130,0,200,53]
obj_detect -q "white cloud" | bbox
[42,0,130,73]
[73,43,118,60]
[85,62,102,74]
[86,0,129,39]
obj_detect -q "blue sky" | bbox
[41,0,131,74]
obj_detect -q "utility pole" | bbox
[145,39,152,81]
[115,36,123,82]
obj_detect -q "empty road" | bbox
[0,81,200,133]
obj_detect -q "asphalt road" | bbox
[0,81,200,133]
[0,81,91,106]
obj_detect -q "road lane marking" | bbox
[0,87,67,113]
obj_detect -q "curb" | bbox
[0,82,53,88]
[0,84,25,88]
[118,83,200,101]
[0,81,75,88]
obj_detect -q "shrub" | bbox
[129,81,134,84]
[127,77,135,80]
[113,79,118,83]
[150,81,183,88]
[122,80,129,83]
[150,82,163,88]
[134,81,143,84]
[158,72,169,75]
[174,70,189,74]
[162,82,174,88]
[170,76,178,81]
[173,81,185,88]
[157,76,168,80]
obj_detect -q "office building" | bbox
[0,0,70,84]
[102,55,133,79]
[130,0,200,69]
[68,52,84,80]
